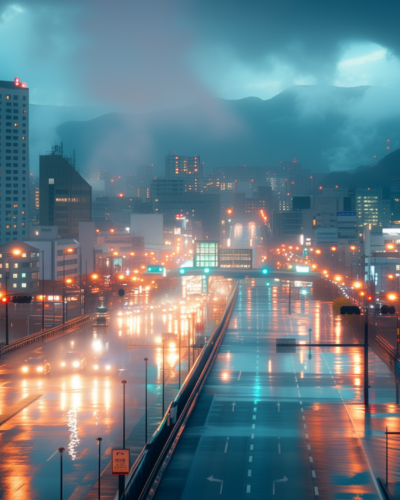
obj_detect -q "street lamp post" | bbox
[5,272,9,345]
[96,437,102,500]
[63,255,66,324]
[178,330,181,389]
[144,358,148,443]
[41,250,45,331]
[119,380,127,499]
[288,280,291,315]
[58,447,65,500]
[162,341,165,417]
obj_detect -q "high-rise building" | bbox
[165,154,202,191]
[39,144,92,239]
[0,78,29,244]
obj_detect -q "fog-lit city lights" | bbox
[353,281,362,289]
[330,246,337,252]
[12,249,21,255]
[386,243,395,250]
[388,293,397,301]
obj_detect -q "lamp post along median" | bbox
[119,380,127,499]
[58,447,65,500]
[144,358,148,443]
[96,437,102,500]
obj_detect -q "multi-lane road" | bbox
[0,291,227,500]
[154,280,400,499]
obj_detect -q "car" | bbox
[21,357,50,376]
[91,356,116,374]
[60,352,86,372]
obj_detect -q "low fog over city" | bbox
[1,1,400,499]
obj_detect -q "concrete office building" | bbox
[0,78,29,244]
[39,144,91,240]
[0,241,39,292]
[165,154,202,192]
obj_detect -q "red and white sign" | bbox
[112,449,130,475]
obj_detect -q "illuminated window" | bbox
[12,273,18,278]
[21,283,26,288]
[21,273,26,278]
[13,283,17,288]
[14,263,18,268]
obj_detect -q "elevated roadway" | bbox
[153,280,400,500]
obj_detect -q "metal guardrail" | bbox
[0,314,90,356]
[121,281,239,500]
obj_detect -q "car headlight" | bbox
[22,366,28,373]
[106,365,111,370]
[73,361,80,368]
[94,365,99,370]
[37,366,44,372]
[61,362,66,367]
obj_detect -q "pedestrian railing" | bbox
[121,281,239,500]
[0,314,90,356]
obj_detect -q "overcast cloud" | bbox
[1,0,400,109]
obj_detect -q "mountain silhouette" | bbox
[53,85,400,176]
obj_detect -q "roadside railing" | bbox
[0,314,90,357]
[121,281,239,500]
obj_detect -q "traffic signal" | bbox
[381,305,396,315]
[340,306,361,315]
[367,295,373,302]
[118,289,125,297]
[262,268,268,275]
[179,268,186,275]
[11,295,32,304]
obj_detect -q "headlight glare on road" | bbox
[73,361,79,368]
[106,365,110,370]
[37,366,44,372]
[61,362,66,367]
[22,366,28,373]
[94,365,99,370]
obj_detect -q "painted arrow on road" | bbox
[207,476,224,494]
[231,402,236,412]
[277,402,280,412]
[273,476,288,495]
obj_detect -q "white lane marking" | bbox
[224,442,228,453]
[238,371,242,381]
[273,476,288,495]
[305,434,309,439]
[248,470,252,477]
[312,470,316,478]
[231,402,236,412]
[300,401,302,405]
[314,486,319,496]
[47,450,58,462]
[277,402,280,412]
[246,485,251,493]
[253,407,257,412]
[278,443,281,454]
[250,444,254,450]
[249,456,253,462]
[302,416,305,420]
[251,433,254,439]
[252,424,255,429]
[207,476,223,495]
[309,456,313,463]
[253,415,256,420]
[304,424,307,429]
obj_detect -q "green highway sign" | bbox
[147,266,165,274]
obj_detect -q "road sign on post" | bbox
[146,265,164,274]
[112,449,130,475]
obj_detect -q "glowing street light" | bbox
[331,246,337,252]
[387,243,395,251]
[388,293,398,302]
[353,281,362,289]
[12,249,21,255]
